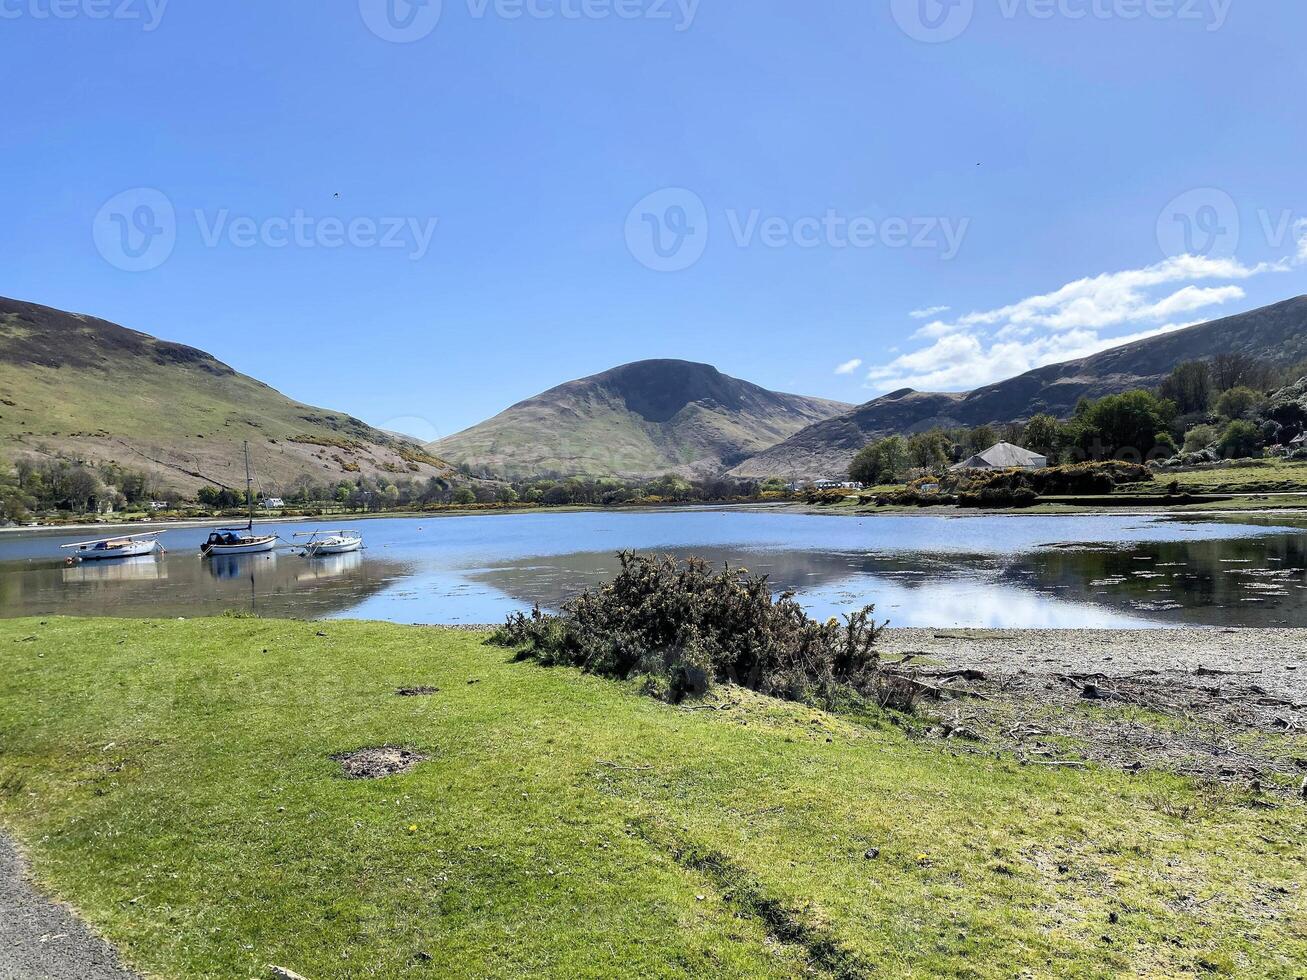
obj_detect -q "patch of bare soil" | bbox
[332,746,427,779]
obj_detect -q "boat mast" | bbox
[244,440,254,533]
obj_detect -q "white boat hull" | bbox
[304,538,362,557]
[202,536,278,556]
[70,540,160,561]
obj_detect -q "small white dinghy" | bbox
[294,530,363,557]
[62,532,163,563]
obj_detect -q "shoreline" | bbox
[6,498,1307,537]
[0,501,796,537]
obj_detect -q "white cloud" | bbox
[913,319,962,339]
[865,252,1289,395]
[909,305,950,319]
[834,358,863,375]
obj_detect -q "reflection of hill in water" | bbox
[473,535,1307,628]
[470,547,974,613]
[1012,534,1307,627]
[3,551,409,619]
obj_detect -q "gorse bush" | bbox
[490,551,885,706]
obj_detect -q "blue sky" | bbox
[3,0,1306,440]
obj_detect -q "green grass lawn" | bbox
[1,618,1304,979]
[1147,458,1307,494]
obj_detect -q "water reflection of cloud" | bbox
[797,575,1161,629]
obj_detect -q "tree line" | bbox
[848,353,1307,485]
[0,456,160,522]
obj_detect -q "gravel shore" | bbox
[882,627,1307,702]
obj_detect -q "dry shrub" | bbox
[490,551,886,706]
[803,488,850,505]
[944,461,1154,505]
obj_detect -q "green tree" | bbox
[965,425,998,455]
[1214,386,1261,420]
[905,430,951,471]
[1020,414,1061,460]
[1069,390,1178,461]
[1183,423,1220,453]
[1216,420,1263,459]
[452,487,477,505]
[1159,361,1213,415]
[64,467,101,513]
[1153,431,1180,457]
[849,436,910,485]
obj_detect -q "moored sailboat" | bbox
[61,532,163,563]
[293,530,364,557]
[200,442,279,558]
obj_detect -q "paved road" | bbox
[0,835,140,980]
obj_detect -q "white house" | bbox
[950,442,1048,472]
[261,497,285,509]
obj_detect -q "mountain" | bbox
[729,295,1307,480]
[0,297,459,494]
[428,359,853,480]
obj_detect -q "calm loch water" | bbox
[2,509,1306,628]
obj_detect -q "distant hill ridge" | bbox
[0,296,459,494]
[728,295,1307,480]
[429,359,853,480]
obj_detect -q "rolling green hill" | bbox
[0,297,457,496]
[429,359,852,480]
[730,295,1307,480]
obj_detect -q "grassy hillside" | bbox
[731,296,1307,479]
[430,360,851,480]
[0,297,458,496]
[1,617,1303,978]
